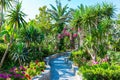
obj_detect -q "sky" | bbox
[20,0,120,21]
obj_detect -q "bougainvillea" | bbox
[0,61,45,80]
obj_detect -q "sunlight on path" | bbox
[50,55,76,80]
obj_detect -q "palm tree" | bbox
[0,2,26,68]
[71,3,115,60]
[48,0,70,50]
[0,0,13,26]
[71,4,85,49]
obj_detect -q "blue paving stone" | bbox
[50,56,76,80]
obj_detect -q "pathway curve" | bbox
[50,55,76,80]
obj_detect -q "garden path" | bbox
[50,54,77,80]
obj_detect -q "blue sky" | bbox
[20,0,120,21]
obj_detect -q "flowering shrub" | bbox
[0,73,12,80]
[0,66,25,80]
[91,60,98,65]
[57,27,78,40]
[73,33,78,38]
[24,61,45,79]
[0,61,45,80]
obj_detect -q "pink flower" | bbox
[71,28,74,30]
[73,33,78,38]
[64,31,70,36]
[92,60,98,65]
[101,58,108,62]
[57,34,63,39]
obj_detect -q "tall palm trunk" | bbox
[1,4,4,26]
[0,36,13,68]
[77,28,80,49]
[0,24,15,68]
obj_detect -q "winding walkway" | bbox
[50,55,76,80]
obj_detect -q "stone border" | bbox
[32,52,70,80]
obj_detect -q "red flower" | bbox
[35,60,39,64]
[25,74,31,80]
[41,69,44,72]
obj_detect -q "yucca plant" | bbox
[0,2,26,68]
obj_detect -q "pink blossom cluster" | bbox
[73,33,78,38]
[58,34,64,39]
[92,60,98,65]
[57,27,79,39]
[64,31,70,36]
[101,57,108,63]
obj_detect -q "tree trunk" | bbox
[0,42,12,68]
[0,31,14,68]
[0,4,4,27]
[59,38,64,50]
[18,58,22,66]
[77,33,80,49]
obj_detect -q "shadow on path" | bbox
[50,56,75,80]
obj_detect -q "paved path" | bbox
[50,56,76,80]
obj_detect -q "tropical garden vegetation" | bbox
[0,0,120,80]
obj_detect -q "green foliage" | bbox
[7,2,26,29]
[70,49,91,66]
[25,61,45,77]
[107,51,120,64]
[79,63,120,80]
[20,25,44,44]
[11,42,29,65]
[0,44,6,61]
[48,0,70,50]
[71,3,115,59]
[35,6,52,33]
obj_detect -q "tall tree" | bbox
[48,0,70,50]
[71,3,115,60]
[0,0,13,26]
[0,2,26,68]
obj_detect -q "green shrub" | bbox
[70,49,90,66]
[107,51,120,65]
[79,63,120,80]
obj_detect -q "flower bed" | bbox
[0,61,45,80]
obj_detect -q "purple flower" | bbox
[19,66,26,71]
[0,73,11,79]
[14,74,24,78]
[0,74,4,78]
[22,71,25,74]
[9,67,16,72]
[7,74,12,77]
